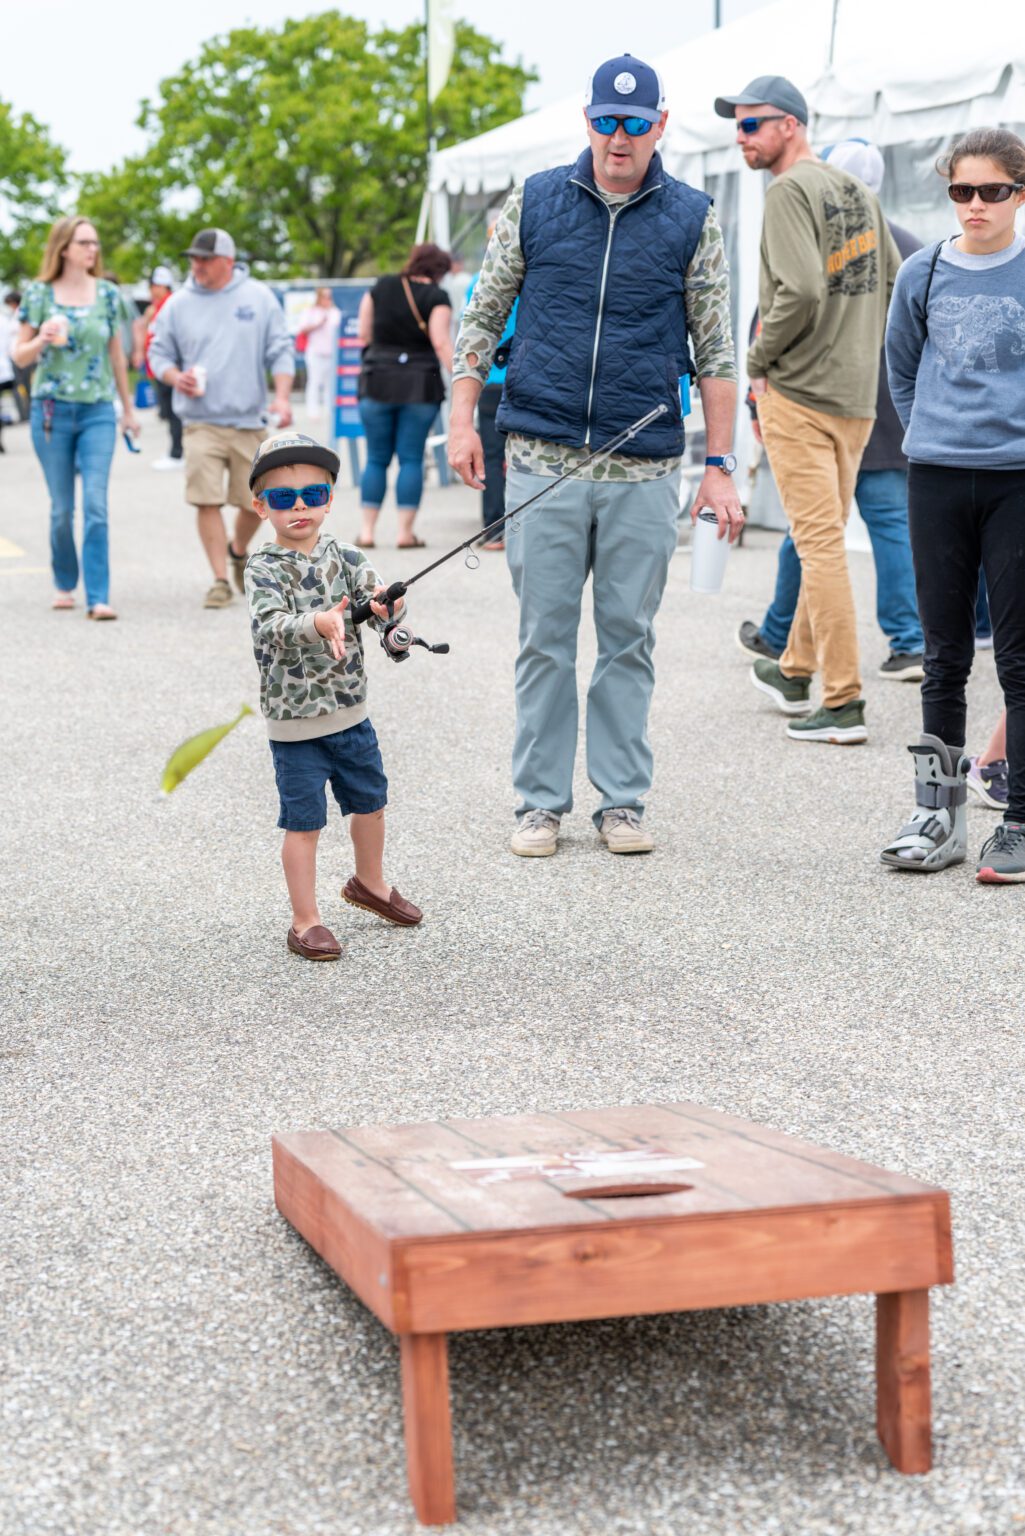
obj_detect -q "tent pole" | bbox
[828,0,840,65]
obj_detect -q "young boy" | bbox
[245,431,422,960]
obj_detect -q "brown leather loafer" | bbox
[342,875,422,927]
[287,924,342,960]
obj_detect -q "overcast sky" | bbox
[6,0,773,175]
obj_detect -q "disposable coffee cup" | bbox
[190,364,207,396]
[689,509,731,594]
[50,315,69,347]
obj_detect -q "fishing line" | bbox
[349,404,668,627]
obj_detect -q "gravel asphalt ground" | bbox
[1,411,1022,1536]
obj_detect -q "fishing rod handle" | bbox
[350,580,408,626]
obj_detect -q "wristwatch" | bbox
[706,454,737,475]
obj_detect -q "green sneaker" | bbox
[976,821,1025,883]
[750,659,812,716]
[787,699,867,744]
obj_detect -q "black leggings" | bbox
[908,463,1025,821]
[477,383,507,532]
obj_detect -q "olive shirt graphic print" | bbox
[823,179,880,297]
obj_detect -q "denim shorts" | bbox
[270,719,388,831]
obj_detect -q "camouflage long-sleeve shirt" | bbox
[244,537,393,742]
[454,182,737,483]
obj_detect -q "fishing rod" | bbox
[350,404,669,660]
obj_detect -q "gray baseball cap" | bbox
[714,75,808,125]
[182,227,236,259]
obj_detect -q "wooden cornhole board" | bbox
[272,1102,953,1526]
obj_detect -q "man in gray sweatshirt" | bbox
[149,228,295,608]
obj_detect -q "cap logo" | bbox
[614,71,637,95]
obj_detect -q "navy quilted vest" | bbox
[496,149,711,458]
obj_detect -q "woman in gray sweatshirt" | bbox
[881,127,1025,884]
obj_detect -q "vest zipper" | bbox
[569,177,663,446]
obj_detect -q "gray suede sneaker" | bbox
[510,809,560,858]
[599,808,654,854]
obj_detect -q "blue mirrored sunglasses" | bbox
[737,114,787,135]
[591,115,653,137]
[257,483,332,511]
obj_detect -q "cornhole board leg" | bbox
[876,1288,932,1473]
[400,1332,456,1525]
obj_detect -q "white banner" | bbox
[427,0,455,104]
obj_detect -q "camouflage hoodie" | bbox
[244,536,391,741]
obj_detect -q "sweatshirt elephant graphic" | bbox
[929,294,1025,374]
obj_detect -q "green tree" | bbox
[0,101,68,282]
[82,13,535,280]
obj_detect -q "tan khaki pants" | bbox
[757,387,873,709]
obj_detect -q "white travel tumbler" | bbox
[689,509,731,594]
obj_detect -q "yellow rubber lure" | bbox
[161,704,254,794]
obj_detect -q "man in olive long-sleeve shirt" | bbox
[715,75,901,745]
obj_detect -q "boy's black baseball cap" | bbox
[249,430,341,489]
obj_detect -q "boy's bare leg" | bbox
[196,505,228,580]
[282,829,324,932]
[350,809,391,900]
[979,709,1007,766]
[231,505,262,558]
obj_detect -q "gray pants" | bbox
[505,466,680,826]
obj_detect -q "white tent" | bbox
[429,0,1025,522]
[431,0,1025,196]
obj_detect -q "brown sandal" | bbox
[396,536,426,549]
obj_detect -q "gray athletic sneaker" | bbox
[976,821,1025,883]
[510,809,560,858]
[787,699,867,744]
[750,659,813,716]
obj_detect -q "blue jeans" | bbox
[760,468,924,656]
[358,399,439,509]
[30,399,116,607]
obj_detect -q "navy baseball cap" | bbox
[586,54,666,125]
[714,75,809,125]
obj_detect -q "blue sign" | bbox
[333,285,370,441]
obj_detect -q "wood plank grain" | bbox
[876,1289,932,1473]
[400,1334,456,1525]
[348,1118,611,1234]
[272,1135,400,1328]
[395,1197,950,1333]
[656,1103,940,1197]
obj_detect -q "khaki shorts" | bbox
[183,423,266,509]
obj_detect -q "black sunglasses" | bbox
[948,182,1024,204]
[737,114,787,135]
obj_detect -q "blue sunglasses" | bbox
[591,115,653,137]
[257,482,332,511]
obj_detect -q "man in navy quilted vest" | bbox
[450,54,741,859]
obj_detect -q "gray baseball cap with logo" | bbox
[714,75,808,125]
[182,227,237,259]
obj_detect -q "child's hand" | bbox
[314,596,349,659]
[369,585,404,622]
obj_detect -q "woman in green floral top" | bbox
[13,215,138,619]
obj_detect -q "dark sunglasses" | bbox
[737,114,787,135]
[948,181,1024,203]
[257,483,331,511]
[590,115,653,137]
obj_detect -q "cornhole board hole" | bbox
[272,1102,953,1526]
